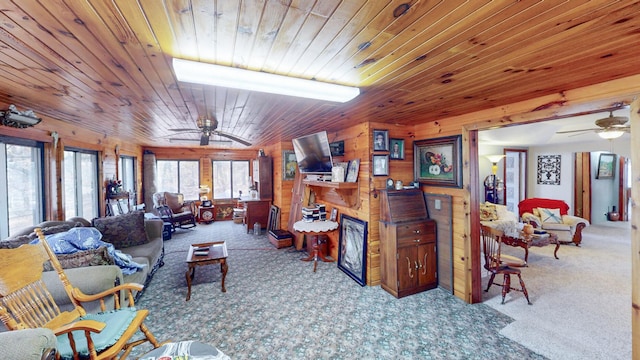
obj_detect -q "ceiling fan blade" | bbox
[200,134,210,146]
[214,130,252,146]
[555,128,600,134]
[168,128,199,132]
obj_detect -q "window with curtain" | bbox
[64,149,99,219]
[212,160,250,199]
[118,155,136,194]
[156,160,199,200]
[0,136,44,239]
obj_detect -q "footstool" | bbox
[139,340,229,359]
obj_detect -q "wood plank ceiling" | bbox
[0,1,638,148]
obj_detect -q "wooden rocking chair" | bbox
[0,228,163,359]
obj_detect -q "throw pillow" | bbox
[92,211,149,249]
[494,204,518,222]
[480,203,498,221]
[43,246,115,271]
[538,207,562,224]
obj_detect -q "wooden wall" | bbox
[0,111,144,220]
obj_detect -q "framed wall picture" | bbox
[389,138,404,160]
[373,129,389,151]
[596,153,616,179]
[330,207,338,221]
[414,135,462,188]
[338,214,368,286]
[282,150,297,180]
[372,154,389,176]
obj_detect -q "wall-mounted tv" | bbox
[292,131,333,174]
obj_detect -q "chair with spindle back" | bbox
[0,228,164,359]
[481,225,532,305]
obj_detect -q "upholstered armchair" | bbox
[518,198,589,246]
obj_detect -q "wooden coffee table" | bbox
[185,241,228,301]
[502,232,560,264]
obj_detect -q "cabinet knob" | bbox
[413,229,421,234]
[413,239,421,243]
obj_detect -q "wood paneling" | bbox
[0,2,638,150]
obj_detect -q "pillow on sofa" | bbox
[480,203,498,221]
[494,204,518,222]
[538,207,562,224]
[93,211,149,249]
[43,246,115,271]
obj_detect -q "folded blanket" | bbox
[33,227,145,275]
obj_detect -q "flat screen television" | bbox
[292,131,333,174]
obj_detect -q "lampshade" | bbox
[597,129,625,139]
[485,155,505,174]
[172,58,360,103]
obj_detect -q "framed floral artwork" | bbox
[413,135,462,188]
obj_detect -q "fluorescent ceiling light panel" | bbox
[173,58,359,103]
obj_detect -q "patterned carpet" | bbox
[130,221,545,359]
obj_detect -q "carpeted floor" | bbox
[483,223,631,360]
[130,221,547,359]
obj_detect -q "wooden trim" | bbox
[466,129,482,303]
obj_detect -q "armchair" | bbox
[0,328,57,360]
[0,228,163,359]
[518,198,589,246]
[153,191,197,230]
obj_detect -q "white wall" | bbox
[527,139,629,222]
[480,138,630,222]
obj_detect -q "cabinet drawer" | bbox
[396,222,435,239]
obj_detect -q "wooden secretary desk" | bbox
[379,189,437,298]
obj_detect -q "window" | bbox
[156,160,199,200]
[118,156,136,194]
[0,136,44,239]
[64,149,99,219]
[212,160,250,199]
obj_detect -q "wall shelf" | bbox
[303,180,359,209]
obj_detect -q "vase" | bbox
[608,206,620,221]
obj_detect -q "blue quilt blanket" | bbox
[34,227,145,275]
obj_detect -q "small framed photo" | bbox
[389,138,404,160]
[329,208,338,221]
[283,150,298,180]
[372,154,389,176]
[346,159,360,182]
[373,129,389,151]
[596,153,616,179]
[414,135,462,188]
[338,214,368,286]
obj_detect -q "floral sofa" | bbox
[479,201,521,236]
[518,198,590,246]
[0,211,164,303]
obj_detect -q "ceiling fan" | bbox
[555,111,630,139]
[168,117,252,146]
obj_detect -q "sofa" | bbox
[479,201,521,236]
[518,198,590,246]
[0,211,164,301]
[0,328,56,360]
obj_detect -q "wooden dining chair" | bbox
[0,228,163,359]
[480,225,532,305]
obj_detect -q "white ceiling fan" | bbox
[168,117,252,146]
[555,111,630,139]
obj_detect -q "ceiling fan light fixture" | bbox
[597,129,624,139]
[173,58,360,103]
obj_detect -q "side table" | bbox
[185,241,228,301]
[293,220,339,272]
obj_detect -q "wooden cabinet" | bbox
[253,156,273,200]
[379,189,437,298]
[242,199,271,233]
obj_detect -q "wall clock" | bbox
[199,206,215,224]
